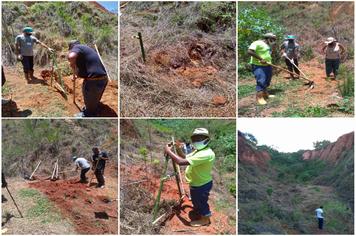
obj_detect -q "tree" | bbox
[313,140,331,150]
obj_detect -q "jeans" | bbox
[252,65,272,92]
[80,167,90,182]
[325,59,340,77]
[95,168,105,187]
[82,78,108,116]
[285,58,300,76]
[318,218,324,230]
[21,56,34,73]
[190,181,213,217]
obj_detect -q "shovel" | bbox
[285,55,314,85]
[267,62,314,89]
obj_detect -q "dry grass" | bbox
[120,2,236,117]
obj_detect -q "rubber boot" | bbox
[256,91,267,105]
[190,215,211,227]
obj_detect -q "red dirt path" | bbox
[121,164,235,235]
[29,165,118,234]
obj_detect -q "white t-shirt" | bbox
[315,208,324,218]
[75,158,90,169]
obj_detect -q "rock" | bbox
[211,96,227,106]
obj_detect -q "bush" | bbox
[338,64,354,98]
[266,188,273,196]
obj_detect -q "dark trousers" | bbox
[252,65,272,92]
[82,78,108,117]
[190,181,213,217]
[21,56,34,73]
[80,167,90,182]
[318,218,324,230]
[95,168,105,187]
[325,59,340,77]
[285,58,300,76]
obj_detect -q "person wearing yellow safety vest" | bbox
[164,128,215,227]
[247,33,277,105]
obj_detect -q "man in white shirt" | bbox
[73,156,91,183]
[315,206,324,230]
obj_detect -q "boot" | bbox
[256,91,267,105]
[29,70,36,80]
[24,72,30,82]
[190,215,211,227]
[263,91,275,99]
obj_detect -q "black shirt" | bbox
[92,151,108,170]
[70,45,107,78]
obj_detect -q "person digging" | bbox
[322,37,346,80]
[72,156,91,183]
[164,128,215,227]
[67,40,108,117]
[15,27,54,83]
[91,147,109,188]
[247,33,277,105]
[280,35,301,79]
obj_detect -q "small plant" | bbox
[266,187,273,196]
[338,65,354,98]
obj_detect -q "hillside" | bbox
[2,2,118,117]
[120,2,236,117]
[238,131,354,234]
[2,119,118,234]
[238,2,354,117]
[120,119,236,234]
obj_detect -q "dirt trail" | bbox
[121,164,235,235]
[2,66,118,117]
[238,59,347,117]
[28,165,118,234]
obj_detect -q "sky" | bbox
[97,1,118,13]
[239,118,354,152]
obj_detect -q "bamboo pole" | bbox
[152,156,169,222]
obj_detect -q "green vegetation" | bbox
[238,4,285,75]
[272,105,330,117]
[19,188,61,223]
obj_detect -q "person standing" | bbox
[280,35,300,79]
[91,147,109,188]
[165,128,215,227]
[247,33,277,105]
[15,27,54,82]
[315,206,324,231]
[322,37,346,80]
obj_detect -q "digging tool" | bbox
[267,62,315,89]
[87,159,100,187]
[171,137,185,200]
[285,55,313,83]
[5,186,23,218]
[29,160,42,180]
[94,44,112,81]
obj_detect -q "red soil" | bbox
[121,164,235,234]
[29,165,118,234]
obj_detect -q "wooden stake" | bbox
[29,160,42,180]
[172,137,185,198]
[152,156,169,222]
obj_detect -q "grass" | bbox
[272,105,330,117]
[19,188,62,223]
[238,84,255,98]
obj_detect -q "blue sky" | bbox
[97,1,118,13]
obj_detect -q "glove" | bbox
[48,48,55,53]
[282,52,287,58]
[17,55,23,61]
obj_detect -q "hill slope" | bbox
[238,131,354,234]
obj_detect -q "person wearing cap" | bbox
[15,27,54,82]
[322,37,346,80]
[247,33,277,105]
[72,156,91,183]
[164,128,215,227]
[67,40,109,117]
[91,147,109,188]
[280,35,300,79]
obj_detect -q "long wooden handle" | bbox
[6,186,23,218]
[29,161,42,180]
[267,63,312,82]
